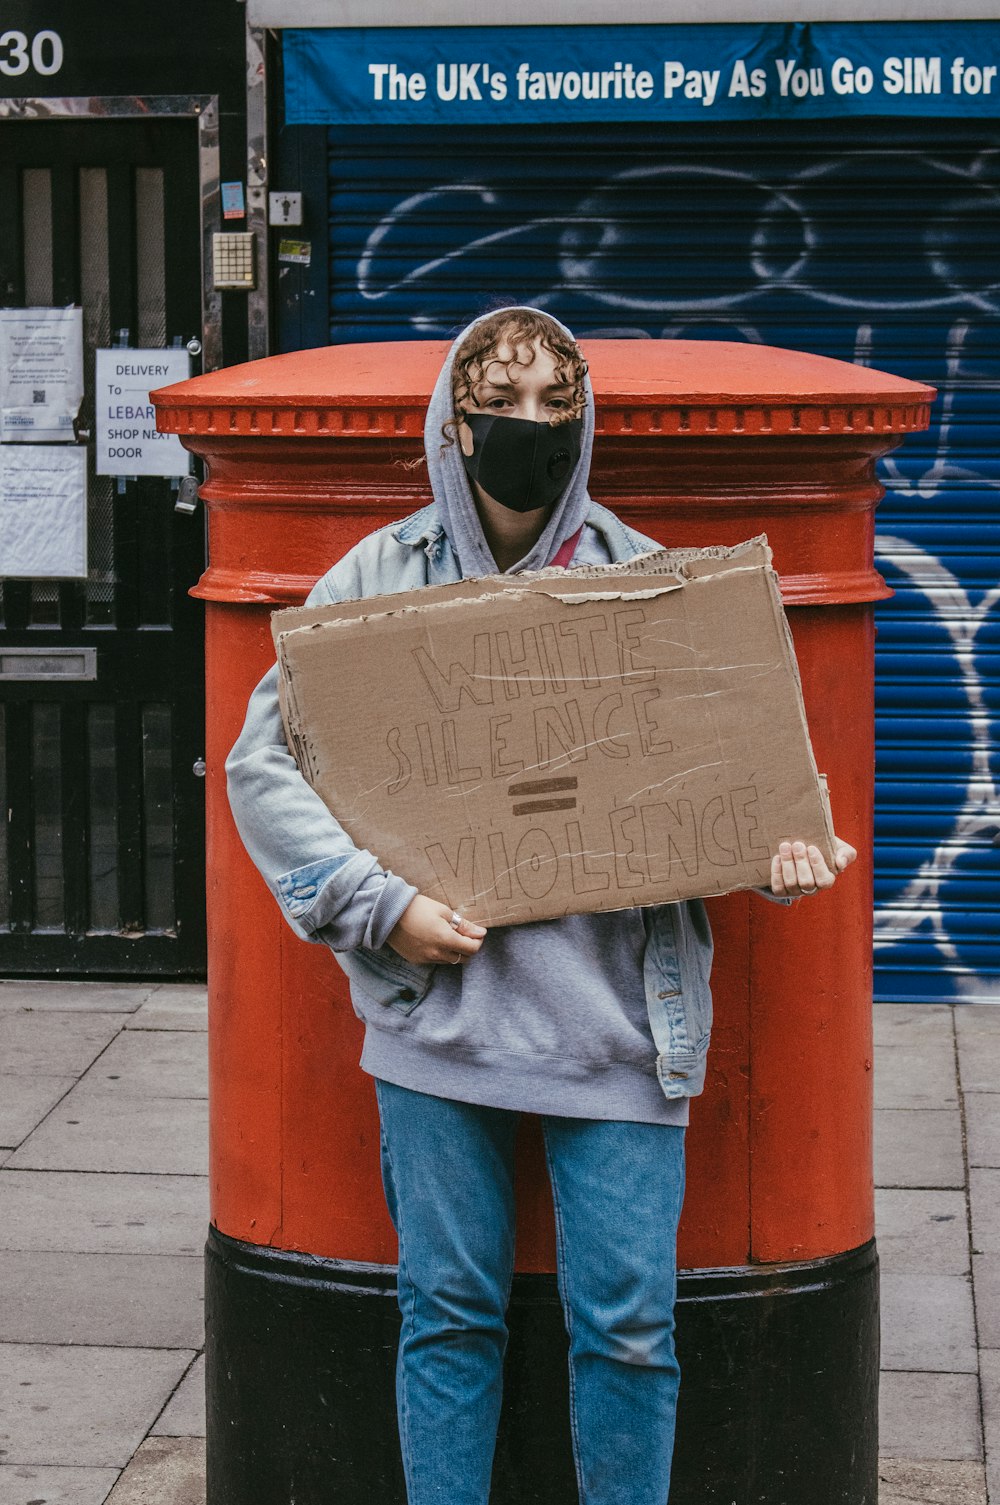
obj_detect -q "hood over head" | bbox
[423,306,595,578]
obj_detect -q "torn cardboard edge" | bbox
[272,534,836,926]
[271,535,772,642]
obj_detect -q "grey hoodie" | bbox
[227,308,692,1125]
[360,310,689,1125]
[425,307,596,579]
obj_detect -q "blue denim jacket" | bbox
[226,499,765,1102]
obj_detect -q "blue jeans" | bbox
[374,1080,686,1505]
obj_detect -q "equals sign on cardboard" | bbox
[509,776,578,817]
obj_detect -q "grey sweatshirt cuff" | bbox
[304,868,418,954]
[362,872,420,951]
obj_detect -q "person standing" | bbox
[226,306,856,1504]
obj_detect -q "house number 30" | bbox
[0,31,64,77]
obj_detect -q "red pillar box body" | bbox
[154,343,933,1505]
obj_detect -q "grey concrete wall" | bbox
[249,2,1000,27]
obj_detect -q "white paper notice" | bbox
[0,446,88,578]
[96,347,191,476]
[0,307,84,443]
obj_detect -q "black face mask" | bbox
[460,413,582,513]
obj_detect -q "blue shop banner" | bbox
[284,22,1000,125]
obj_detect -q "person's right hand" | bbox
[387,895,487,966]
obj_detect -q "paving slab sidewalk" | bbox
[0,978,998,1503]
[0,980,207,1505]
[876,1003,1000,1505]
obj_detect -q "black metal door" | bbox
[0,118,206,977]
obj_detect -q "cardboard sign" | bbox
[272,537,835,926]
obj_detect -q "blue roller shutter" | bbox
[326,118,1000,1003]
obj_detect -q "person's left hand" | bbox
[770,837,858,899]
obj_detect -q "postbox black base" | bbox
[205,1227,878,1505]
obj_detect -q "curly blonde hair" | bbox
[443,309,588,445]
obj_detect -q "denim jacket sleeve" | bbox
[224,576,419,952]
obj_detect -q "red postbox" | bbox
[154,341,933,1505]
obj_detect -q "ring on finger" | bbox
[448,911,463,931]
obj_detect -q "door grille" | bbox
[0,119,205,976]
